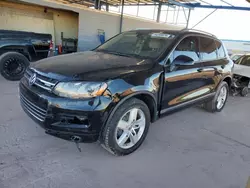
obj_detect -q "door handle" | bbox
[197,68,204,72]
[198,67,219,72]
[201,67,223,75]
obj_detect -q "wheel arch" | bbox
[132,92,158,123]
[0,45,32,61]
[117,91,157,122]
[104,91,158,129]
[223,76,232,87]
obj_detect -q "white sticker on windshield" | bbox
[151,33,175,38]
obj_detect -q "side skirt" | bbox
[160,93,215,115]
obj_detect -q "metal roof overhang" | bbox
[51,0,195,7]
[51,0,250,10]
[49,0,250,32]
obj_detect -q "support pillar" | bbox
[156,3,162,22]
[186,9,191,28]
[119,0,125,33]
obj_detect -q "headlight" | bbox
[53,82,107,99]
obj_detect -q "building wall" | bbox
[0,0,78,46]
[78,9,120,51]
[0,1,55,41]
[77,9,182,51]
[19,0,183,51]
[52,10,78,45]
[20,0,183,50]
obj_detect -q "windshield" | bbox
[96,31,176,59]
[231,54,243,61]
[236,55,250,66]
[235,56,244,64]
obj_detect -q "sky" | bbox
[109,0,250,41]
[189,0,250,41]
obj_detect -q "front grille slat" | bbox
[21,100,45,121]
[20,93,47,122]
[24,68,57,92]
[20,95,46,115]
[23,106,44,122]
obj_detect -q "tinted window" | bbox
[241,56,250,66]
[200,37,217,61]
[215,40,226,58]
[173,36,199,62]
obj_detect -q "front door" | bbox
[161,36,212,112]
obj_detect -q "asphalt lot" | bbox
[1,77,250,188]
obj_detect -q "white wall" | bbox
[78,10,183,51]
[20,0,183,51]
[77,10,120,51]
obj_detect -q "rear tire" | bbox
[204,81,229,112]
[100,98,150,156]
[0,52,29,81]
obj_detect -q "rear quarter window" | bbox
[215,40,226,58]
[200,37,217,61]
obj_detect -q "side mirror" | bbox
[173,55,194,66]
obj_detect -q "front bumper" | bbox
[19,79,113,142]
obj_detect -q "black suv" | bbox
[19,29,233,155]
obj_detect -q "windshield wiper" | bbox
[97,49,133,57]
[96,49,147,59]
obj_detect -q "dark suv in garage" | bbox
[19,29,233,155]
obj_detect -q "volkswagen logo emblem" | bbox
[29,73,36,86]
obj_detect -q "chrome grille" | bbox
[24,68,57,92]
[20,93,47,122]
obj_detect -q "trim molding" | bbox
[160,92,215,114]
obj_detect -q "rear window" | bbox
[200,37,217,61]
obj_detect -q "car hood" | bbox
[31,51,154,81]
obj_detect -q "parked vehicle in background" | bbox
[0,30,53,81]
[232,54,250,96]
[19,29,233,155]
[231,54,243,62]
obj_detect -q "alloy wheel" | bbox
[216,86,227,110]
[115,108,146,149]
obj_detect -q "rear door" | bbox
[161,36,212,111]
[199,37,228,92]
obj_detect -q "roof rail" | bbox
[181,29,216,38]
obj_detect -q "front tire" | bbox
[0,52,29,81]
[204,81,229,112]
[100,98,150,156]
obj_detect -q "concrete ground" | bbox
[1,77,250,188]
